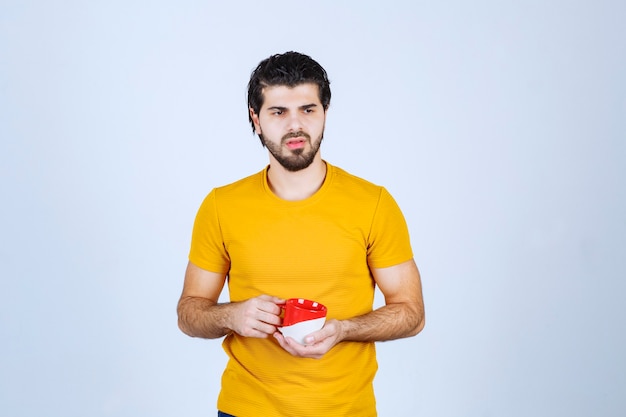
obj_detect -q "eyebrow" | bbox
[266,103,318,112]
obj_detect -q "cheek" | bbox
[311,118,326,134]
[258,119,283,137]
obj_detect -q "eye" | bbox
[272,110,283,116]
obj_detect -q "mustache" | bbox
[281,131,311,142]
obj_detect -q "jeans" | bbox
[218,412,235,417]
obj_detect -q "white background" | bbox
[1,1,625,416]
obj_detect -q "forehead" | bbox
[260,83,321,108]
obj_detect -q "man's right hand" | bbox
[229,295,284,338]
[178,262,285,340]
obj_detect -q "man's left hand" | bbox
[273,319,344,359]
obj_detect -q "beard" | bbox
[262,130,323,172]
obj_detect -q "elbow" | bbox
[177,316,192,336]
[407,306,425,337]
[178,312,202,338]
[411,315,425,336]
[176,299,194,337]
[405,317,424,338]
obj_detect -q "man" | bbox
[177,51,425,417]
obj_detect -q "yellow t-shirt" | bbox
[189,162,413,417]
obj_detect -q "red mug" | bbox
[278,299,327,344]
[280,298,327,326]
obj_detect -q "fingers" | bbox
[273,321,340,359]
[273,332,316,358]
[258,294,286,305]
[273,333,328,359]
[303,319,341,345]
[250,295,283,328]
[232,295,283,338]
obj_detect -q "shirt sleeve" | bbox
[188,189,231,274]
[366,187,414,269]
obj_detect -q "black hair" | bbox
[247,51,331,142]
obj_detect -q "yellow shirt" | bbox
[189,163,413,417]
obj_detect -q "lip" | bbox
[285,138,307,149]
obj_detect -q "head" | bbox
[247,51,331,144]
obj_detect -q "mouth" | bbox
[285,137,307,150]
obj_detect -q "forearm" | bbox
[177,296,235,339]
[339,301,425,343]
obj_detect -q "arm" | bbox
[341,258,425,341]
[177,261,284,339]
[273,258,425,358]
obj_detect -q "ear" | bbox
[249,108,262,134]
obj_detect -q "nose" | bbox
[287,112,303,132]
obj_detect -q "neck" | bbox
[267,155,327,201]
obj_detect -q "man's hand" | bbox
[230,295,284,338]
[273,319,344,359]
